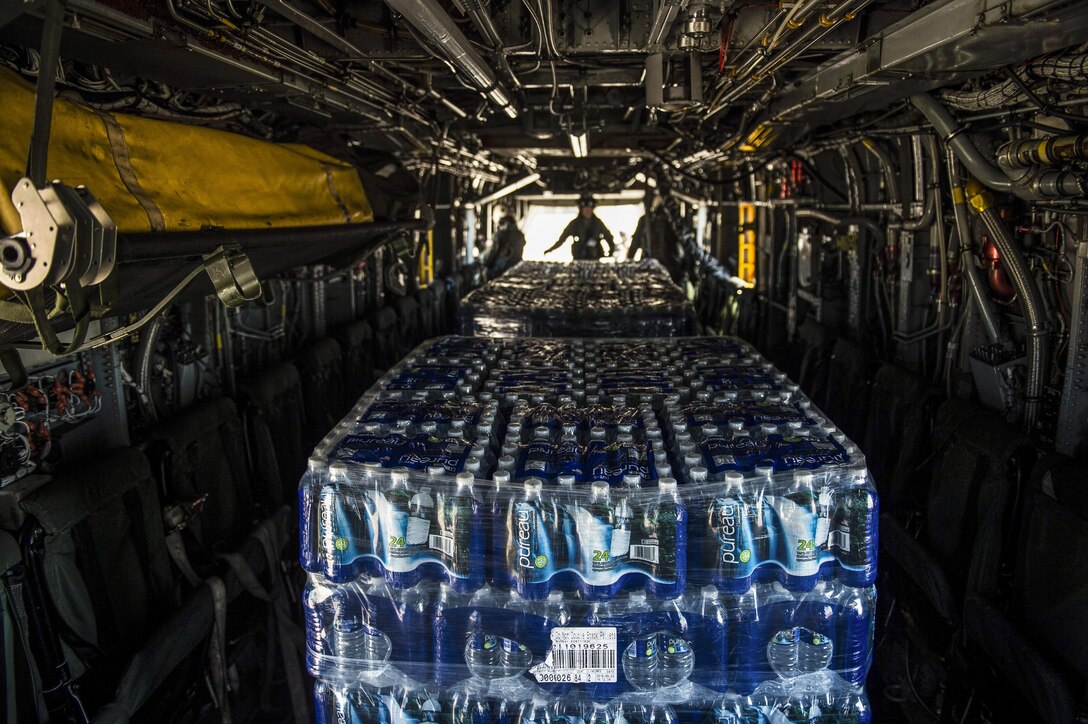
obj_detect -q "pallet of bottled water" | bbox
[459,261,696,338]
[300,336,878,723]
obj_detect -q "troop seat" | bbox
[16,448,218,722]
[415,287,437,341]
[295,338,348,451]
[821,337,874,442]
[145,398,307,721]
[792,318,834,404]
[961,454,1088,722]
[394,293,421,353]
[860,365,940,515]
[333,319,377,405]
[881,399,1032,633]
[369,305,401,373]
[237,362,305,505]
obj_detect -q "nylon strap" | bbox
[163,532,202,588]
[94,109,167,232]
[2,572,48,723]
[205,575,231,724]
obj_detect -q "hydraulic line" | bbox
[860,138,901,207]
[996,136,1088,169]
[946,150,1001,342]
[965,179,1049,431]
[912,93,1086,200]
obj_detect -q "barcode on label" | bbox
[531,627,617,684]
[429,535,454,556]
[552,646,616,671]
[830,529,850,552]
[629,544,659,563]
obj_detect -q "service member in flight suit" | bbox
[544,195,614,260]
[485,203,526,276]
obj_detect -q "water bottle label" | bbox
[330,433,472,472]
[765,496,822,575]
[702,436,765,473]
[513,502,555,584]
[569,503,618,582]
[710,496,758,577]
[769,434,849,471]
[530,627,617,684]
[609,528,632,559]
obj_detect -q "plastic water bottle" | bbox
[433,582,474,685]
[575,481,620,600]
[443,471,485,591]
[835,584,875,687]
[612,496,633,569]
[584,590,654,700]
[313,680,389,724]
[318,462,369,582]
[839,688,873,723]
[795,579,836,646]
[449,687,493,723]
[622,633,658,691]
[550,473,580,590]
[512,478,555,600]
[709,471,757,595]
[647,477,687,599]
[725,584,762,695]
[771,470,821,591]
[681,585,728,691]
[831,463,879,588]
[367,577,432,670]
[517,697,559,723]
[657,632,695,687]
[381,467,423,588]
[395,684,446,723]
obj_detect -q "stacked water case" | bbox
[458,261,696,338]
[300,336,878,723]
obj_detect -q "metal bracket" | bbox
[2,177,117,290]
[203,245,260,307]
[50,245,260,354]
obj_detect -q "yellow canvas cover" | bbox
[0,67,373,235]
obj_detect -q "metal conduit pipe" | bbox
[900,136,940,231]
[708,0,872,115]
[945,150,1001,343]
[795,208,842,226]
[838,145,863,215]
[910,93,1085,200]
[997,135,1088,168]
[383,0,518,118]
[647,0,683,49]
[462,0,522,91]
[911,93,1017,194]
[965,179,1049,431]
[860,138,901,207]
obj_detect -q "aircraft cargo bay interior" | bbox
[0,1,1086,723]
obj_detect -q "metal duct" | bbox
[912,93,1088,200]
[384,0,518,118]
[461,0,522,91]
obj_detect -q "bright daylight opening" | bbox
[519,203,645,262]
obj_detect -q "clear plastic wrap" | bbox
[300,336,877,722]
[459,261,697,338]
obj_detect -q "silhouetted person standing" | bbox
[544,196,614,260]
[628,194,683,282]
[486,203,526,276]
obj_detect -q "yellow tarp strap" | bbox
[0,66,373,236]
